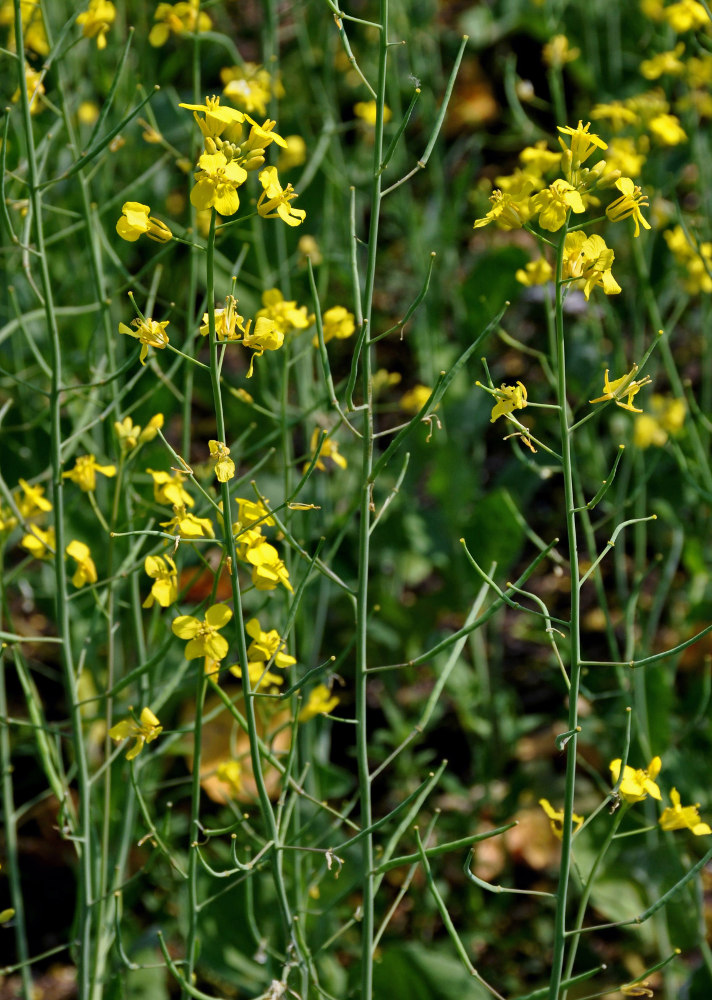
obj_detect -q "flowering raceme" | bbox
[563,233,621,299]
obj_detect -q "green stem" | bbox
[548,215,582,1000]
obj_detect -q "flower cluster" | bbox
[179,96,305,226]
[220,62,283,118]
[610,756,710,835]
[148,1,211,47]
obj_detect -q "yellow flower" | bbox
[620,982,654,997]
[610,756,662,802]
[604,137,646,179]
[488,382,528,423]
[590,101,639,130]
[66,540,98,588]
[0,0,48,55]
[149,1,211,47]
[634,395,685,448]
[21,525,55,560]
[114,416,142,451]
[76,0,115,50]
[234,496,275,530]
[240,535,293,592]
[590,366,651,413]
[139,414,164,445]
[178,95,246,141]
[278,135,307,172]
[200,295,245,341]
[77,101,100,125]
[209,440,235,482]
[400,384,433,414]
[307,428,347,472]
[147,468,194,508]
[542,35,580,68]
[0,506,18,536]
[119,317,170,365]
[242,316,285,377]
[354,101,392,124]
[557,121,608,168]
[317,306,355,346]
[116,202,172,243]
[190,150,247,215]
[244,617,296,670]
[257,166,306,227]
[109,707,162,760]
[519,141,562,174]
[605,177,651,237]
[298,684,340,722]
[640,43,686,80]
[532,178,586,232]
[649,113,687,146]
[663,0,708,32]
[230,661,285,690]
[160,505,214,539]
[12,62,45,114]
[143,554,178,608]
[473,187,532,231]
[17,478,52,518]
[659,788,711,835]
[63,454,117,492]
[539,799,584,839]
[664,225,712,294]
[516,257,553,287]
[215,759,243,797]
[220,62,276,116]
[172,604,233,660]
[0,908,15,925]
[256,288,311,335]
[563,233,621,299]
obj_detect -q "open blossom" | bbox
[21,525,55,560]
[76,0,115,50]
[317,306,355,346]
[190,149,247,215]
[63,454,116,492]
[209,440,235,482]
[242,317,285,377]
[220,62,278,117]
[160,505,214,539]
[298,684,339,722]
[109,707,162,760]
[659,788,711,835]
[178,95,246,141]
[143,554,178,608]
[256,289,311,335]
[172,604,233,660]
[610,756,662,802]
[605,177,651,237]
[488,382,528,423]
[516,256,553,287]
[590,366,652,413]
[149,1,212,47]
[474,187,532,231]
[116,202,172,243]
[532,179,585,231]
[563,233,621,299]
[17,478,52,518]
[557,121,608,168]
[200,296,245,341]
[307,428,347,471]
[147,468,194,508]
[66,540,98,588]
[12,62,45,114]
[539,799,584,839]
[634,395,686,448]
[119,317,170,365]
[257,166,306,227]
